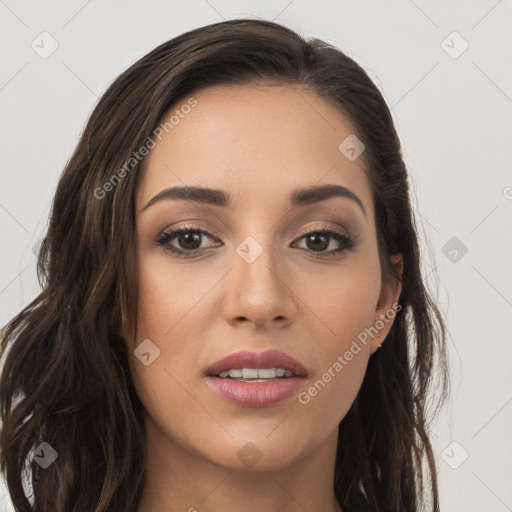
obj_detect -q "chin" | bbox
[202,436,309,473]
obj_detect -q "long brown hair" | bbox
[0,19,449,511]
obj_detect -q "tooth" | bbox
[242,368,259,378]
[216,368,292,379]
[258,368,277,378]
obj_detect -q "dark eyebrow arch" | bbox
[290,184,366,217]
[141,184,366,217]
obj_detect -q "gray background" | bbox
[1,0,511,510]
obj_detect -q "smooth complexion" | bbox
[126,85,403,512]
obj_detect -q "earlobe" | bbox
[370,253,403,354]
[391,253,404,281]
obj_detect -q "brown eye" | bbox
[156,226,221,257]
[293,226,356,257]
[156,224,357,259]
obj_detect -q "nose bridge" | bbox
[234,232,282,298]
[230,205,279,278]
[223,230,295,326]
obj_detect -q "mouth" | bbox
[204,349,308,407]
[205,349,308,380]
[213,367,295,382]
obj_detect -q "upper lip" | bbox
[206,349,308,377]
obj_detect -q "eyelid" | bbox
[157,221,353,243]
[292,223,357,252]
[297,222,350,238]
[157,222,223,241]
[155,220,358,259]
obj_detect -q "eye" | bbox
[156,224,221,258]
[292,224,357,258]
[155,223,357,258]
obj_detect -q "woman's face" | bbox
[127,84,401,472]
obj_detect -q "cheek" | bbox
[296,301,377,437]
[294,257,380,419]
[131,251,220,385]
[128,256,210,441]
[304,254,381,352]
[135,253,209,339]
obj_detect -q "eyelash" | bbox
[155,223,357,259]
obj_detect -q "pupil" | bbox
[179,232,201,250]
[307,233,328,251]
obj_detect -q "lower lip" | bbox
[206,376,306,407]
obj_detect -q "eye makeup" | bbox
[155,222,358,259]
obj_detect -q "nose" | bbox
[222,238,297,331]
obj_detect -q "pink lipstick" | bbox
[205,349,308,408]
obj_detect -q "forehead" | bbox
[137,84,373,218]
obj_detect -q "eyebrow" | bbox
[141,184,367,217]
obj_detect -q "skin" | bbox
[126,84,403,512]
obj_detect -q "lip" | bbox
[205,349,308,377]
[206,375,306,408]
[204,349,308,408]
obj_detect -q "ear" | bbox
[369,253,403,354]
[118,312,134,349]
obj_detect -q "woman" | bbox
[0,18,449,512]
